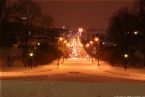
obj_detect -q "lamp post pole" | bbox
[124,54,128,71]
[21,16,29,67]
[57,39,59,67]
[29,52,33,69]
[92,54,94,63]
[97,42,100,66]
[95,37,100,66]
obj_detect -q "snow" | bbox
[0,58,145,82]
[1,80,145,97]
[1,58,145,97]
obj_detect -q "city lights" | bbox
[134,31,138,35]
[95,37,99,42]
[124,54,128,58]
[78,27,84,33]
[59,37,63,41]
[90,41,93,44]
[64,40,67,44]
[29,52,34,57]
[37,42,40,46]
[86,43,90,48]
[67,43,70,47]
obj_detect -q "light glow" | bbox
[37,42,40,46]
[124,54,128,58]
[29,52,34,57]
[86,43,90,48]
[90,41,93,44]
[59,37,63,41]
[95,37,99,42]
[78,28,83,33]
[134,31,138,35]
[64,40,67,44]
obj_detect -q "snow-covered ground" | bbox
[0,58,145,82]
[1,58,145,97]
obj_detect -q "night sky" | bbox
[34,0,135,30]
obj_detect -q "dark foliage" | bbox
[106,0,145,69]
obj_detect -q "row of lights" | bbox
[86,37,129,58]
[86,37,99,48]
[125,31,138,59]
[29,42,41,57]
[127,31,139,35]
[59,37,70,47]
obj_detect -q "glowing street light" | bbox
[94,38,100,66]
[124,54,128,58]
[37,42,40,46]
[59,37,63,41]
[78,28,84,33]
[134,31,138,35]
[67,43,70,47]
[29,52,34,57]
[29,52,34,69]
[64,40,67,44]
[123,53,128,71]
[62,26,66,29]
[95,37,99,42]
[86,43,90,48]
[90,41,93,44]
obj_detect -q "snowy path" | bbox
[0,58,145,82]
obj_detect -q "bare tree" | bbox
[11,0,42,66]
[0,0,19,47]
[41,14,53,29]
[15,0,42,32]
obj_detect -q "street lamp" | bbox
[134,31,138,35]
[95,37,100,66]
[123,53,128,71]
[89,41,94,63]
[29,52,34,69]
[86,43,90,48]
[57,38,61,67]
[21,16,30,68]
[37,42,40,46]
[29,52,34,57]
[124,54,128,58]
[78,27,83,33]
[90,41,93,44]
[95,37,99,42]
[59,37,63,41]
[64,40,67,44]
